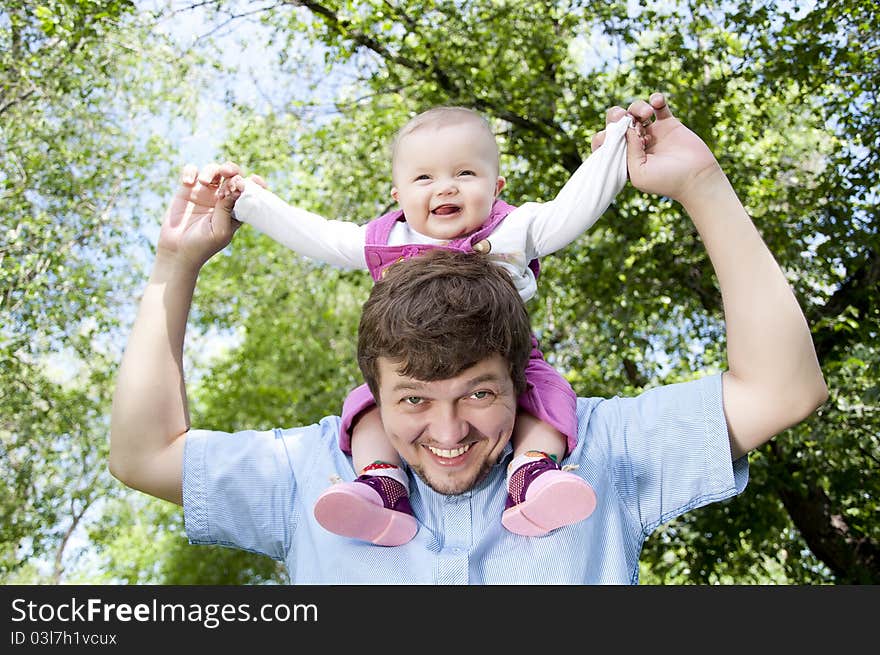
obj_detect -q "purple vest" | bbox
[363,199,540,282]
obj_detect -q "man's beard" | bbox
[408,458,493,496]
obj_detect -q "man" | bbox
[109,94,827,583]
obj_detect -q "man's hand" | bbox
[157,161,243,272]
[592,93,721,205]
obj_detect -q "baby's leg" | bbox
[511,410,567,462]
[502,411,596,537]
[350,407,403,474]
[313,407,417,546]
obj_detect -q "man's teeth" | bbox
[427,444,471,458]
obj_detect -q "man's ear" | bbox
[391,187,399,202]
[495,176,506,197]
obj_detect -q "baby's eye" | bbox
[415,174,431,181]
[458,170,476,176]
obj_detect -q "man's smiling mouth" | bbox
[426,443,472,458]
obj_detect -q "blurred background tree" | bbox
[2,0,876,584]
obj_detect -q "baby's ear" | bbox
[495,176,506,196]
[391,187,399,202]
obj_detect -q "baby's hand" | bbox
[218,173,268,201]
[216,173,269,222]
[217,174,244,201]
[214,175,239,221]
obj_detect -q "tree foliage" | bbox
[196,0,877,584]
[4,0,876,584]
[0,0,203,582]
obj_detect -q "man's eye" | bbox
[471,390,492,400]
[403,396,423,405]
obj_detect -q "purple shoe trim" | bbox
[355,474,414,517]
[504,457,560,510]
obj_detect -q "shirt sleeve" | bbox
[233,180,368,269]
[527,116,630,257]
[182,426,298,560]
[588,373,749,535]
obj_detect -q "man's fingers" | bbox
[180,164,198,186]
[192,161,245,206]
[181,161,242,190]
[626,99,654,127]
[650,92,673,120]
[213,196,242,239]
[218,161,241,178]
[198,163,221,187]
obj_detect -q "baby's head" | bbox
[391,107,500,172]
[390,106,506,241]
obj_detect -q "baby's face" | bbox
[391,120,505,241]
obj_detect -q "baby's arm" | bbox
[527,115,631,256]
[229,176,368,270]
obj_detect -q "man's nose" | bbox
[428,404,469,445]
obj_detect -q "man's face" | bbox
[375,355,517,495]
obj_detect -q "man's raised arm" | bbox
[610,93,827,459]
[109,162,241,504]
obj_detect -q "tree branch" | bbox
[768,441,880,583]
[52,498,89,584]
[808,245,879,362]
[290,0,583,171]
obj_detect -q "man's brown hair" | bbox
[357,249,532,400]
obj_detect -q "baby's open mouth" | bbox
[432,204,461,215]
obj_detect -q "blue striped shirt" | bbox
[183,373,748,584]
